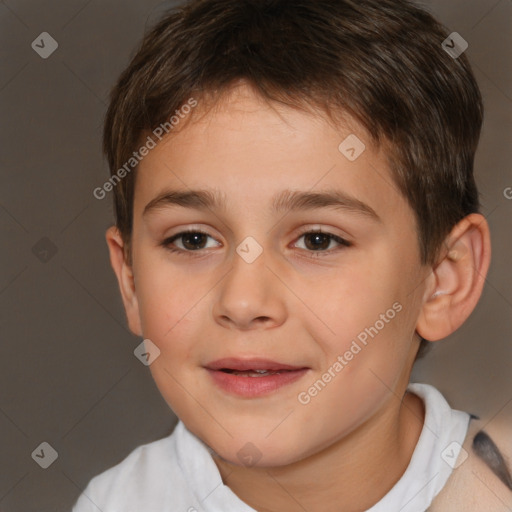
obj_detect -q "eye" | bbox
[292,229,351,257]
[161,229,220,255]
[161,228,351,257]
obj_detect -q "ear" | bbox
[105,226,143,337]
[416,213,491,342]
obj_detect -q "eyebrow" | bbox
[143,188,381,222]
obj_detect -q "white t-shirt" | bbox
[71,383,470,512]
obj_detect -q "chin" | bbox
[209,434,307,469]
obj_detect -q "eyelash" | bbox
[160,228,351,258]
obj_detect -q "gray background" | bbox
[0,1,511,510]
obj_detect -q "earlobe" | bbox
[416,214,491,342]
[105,226,143,337]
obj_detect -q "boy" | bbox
[74,0,512,510]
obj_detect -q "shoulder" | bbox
[429,416,512,511]
[92,433,174,488]
[72,424,189,511]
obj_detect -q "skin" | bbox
[107,82,491,511]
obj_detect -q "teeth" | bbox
[218,368,296,376]
[231,370,282,377]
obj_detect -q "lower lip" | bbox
[206,368,309,397]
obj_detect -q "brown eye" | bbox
[303,232,332,251]
[177,232,208,250]
[161,230,220,255]
[293,230,351,256]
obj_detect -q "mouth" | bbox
[205,357,307,373]
[217,368,291,377]
[204,358,310,396]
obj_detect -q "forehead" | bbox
[134,84,409,225]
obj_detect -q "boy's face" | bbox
[123,84,430,466]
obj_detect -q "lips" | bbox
[205,358,310,396]
[205,357,307,372]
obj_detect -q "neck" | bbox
[212,390,425,512]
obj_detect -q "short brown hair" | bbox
[102,0,484,358]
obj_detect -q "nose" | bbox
[211,242,287,331]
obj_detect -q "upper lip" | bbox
[205,358,308,371]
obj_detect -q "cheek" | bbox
[133,255,207,354]
[310,257,412,378]
[318,264,398,339]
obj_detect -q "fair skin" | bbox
[106,83,491,512]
